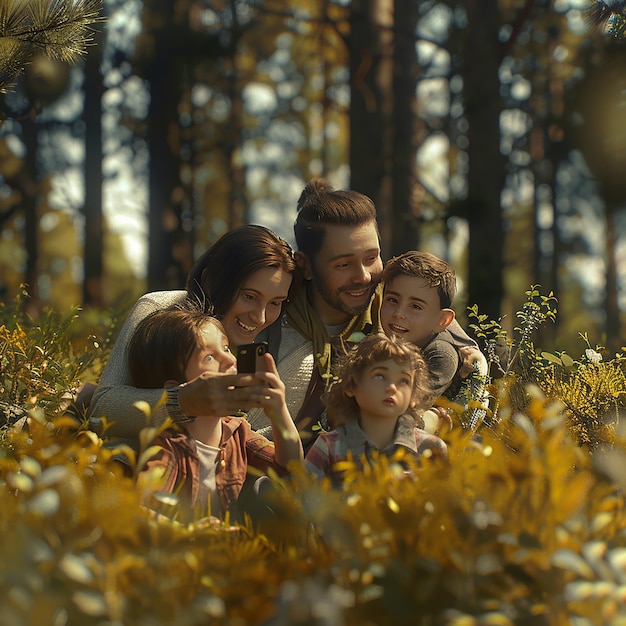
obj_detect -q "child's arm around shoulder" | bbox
[421,337,460,401]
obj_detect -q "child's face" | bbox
[350,358,414,422]
[184,322,237,381]
[381,274,450,347]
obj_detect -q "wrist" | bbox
[166,384,196,423]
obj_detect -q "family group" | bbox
[86,177,487,522]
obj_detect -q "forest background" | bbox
[0,0,623,357]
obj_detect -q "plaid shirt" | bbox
[304,414,448,486]
[140,416,282,521]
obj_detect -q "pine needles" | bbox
[0,0,104,93]
[586,0,626,38]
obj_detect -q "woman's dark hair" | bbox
[294,178,379,260]
[325,333,432,428]
[128,305,226,388]
[185,224,296,317]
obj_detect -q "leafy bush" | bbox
[468,286,626,449]
[0,287,112,429]
[2,288,626,625]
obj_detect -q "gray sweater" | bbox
[88,290,187,438]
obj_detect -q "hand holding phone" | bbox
[236,342,269,374]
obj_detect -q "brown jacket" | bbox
[141,416,284,521]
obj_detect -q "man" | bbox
[248,177,484,452]
[247,178,383,449]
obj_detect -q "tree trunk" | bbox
[146,32,185,291]
[83,27,104,307]
[349,0,393,256]
[141,3,228,289]
[461,0,505,321]
[390,0,419,256]
[605,199,620,353]
[571,42,626,352]
[226,4,247,229]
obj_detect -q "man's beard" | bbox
[310,270,379,319]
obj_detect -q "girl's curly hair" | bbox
[325,333,432,428]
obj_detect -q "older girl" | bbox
[128,306,302,521]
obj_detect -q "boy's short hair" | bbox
[382,251,457,309]
[294,177,379,259]
[325,333,432,428]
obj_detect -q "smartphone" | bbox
[236,342,269,374]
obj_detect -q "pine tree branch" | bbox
[586,0,626,37]
[0,0,104,94]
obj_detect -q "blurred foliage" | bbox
[3,288,626,624]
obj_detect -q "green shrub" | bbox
[0,288,113,430]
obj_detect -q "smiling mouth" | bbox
[343,286,370,299]
[236,319,257,333]
[388,323,408,334]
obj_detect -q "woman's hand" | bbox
[178,371,267,418]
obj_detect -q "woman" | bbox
[88,224,296,439]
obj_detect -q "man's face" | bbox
[300,222,383,326]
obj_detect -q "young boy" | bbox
[127,305,303,523]
[380,251,487,417]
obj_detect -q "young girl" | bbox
[304,333,447,486]
[127,305,303,522]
